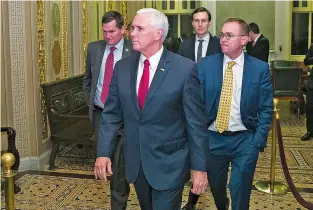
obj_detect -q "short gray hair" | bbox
[137,8,169,42]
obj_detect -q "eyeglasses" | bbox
[219,32,245,40]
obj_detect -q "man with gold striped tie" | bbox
[198,18,273,210]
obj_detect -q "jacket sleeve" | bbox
[183,63,208,172]
[253,66,274,148]
[83,43,92,105]
[97,62,123,158]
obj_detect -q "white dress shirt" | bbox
[195,33,210,62]
[209,52,247,132]
[94,38,124,108]
[136,46,164,95]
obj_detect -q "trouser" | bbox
[207,131,259,210]
[306,87,313,132]
[93,106,130,210]
[133,164,184,210]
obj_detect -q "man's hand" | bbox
[94,157,112,181]
[191,171,208,195]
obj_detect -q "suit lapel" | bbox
[215,54,224,112]
[206,33,213,56]
[122,39,131,58]
[130,52,141,111]
[95,41,106,81]
[142,50,171,111]
[191,36,196,61]
[240,53,253,113]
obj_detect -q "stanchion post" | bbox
[270,98,278,193]
[2,152,16,210]
[255,98,288,194]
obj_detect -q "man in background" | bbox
[246,22,270,63]
[181,7,221,210]
[301,43,313,141]
[178,7,221,64]
[83,11,131,210]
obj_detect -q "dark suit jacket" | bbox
[199,53,273,152]
[97,49,208,190]
[177,34,222,62]
[83,39,132,120]
[246,34,270,63]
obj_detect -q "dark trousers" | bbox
[133,165,184,210]
[306,87,313,132]
[93,106,130,210]
[207,131,259,210]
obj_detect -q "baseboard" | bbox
[19,149,51,171]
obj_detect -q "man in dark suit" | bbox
[178,7,221,63]
[301,43,313,141]
[246,22,270,63]
[82,11,131,210]
[94,8,209,210]
[199,18,273,210]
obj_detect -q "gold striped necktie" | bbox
[216,61,236,133]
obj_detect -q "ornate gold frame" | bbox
[61,1,68,78]
[37,0,49,140]
[82,0,87,71]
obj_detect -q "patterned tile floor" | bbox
[2,101,313,209]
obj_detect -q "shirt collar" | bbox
[139,46,164,71]
[106,37,124,51]
[254,34,261,43]
[223,51,244,68]
[196,33,210,42]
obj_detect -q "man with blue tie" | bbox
[199,18,273,210]
[94,8,209,210]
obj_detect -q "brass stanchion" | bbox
[255,98,288,194]
[2,153,16,210]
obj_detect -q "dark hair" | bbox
[191,7,211,22]
[101,11,124,29]
[127,21,132,31]
[224,18,249,36]
[248,22,260,34]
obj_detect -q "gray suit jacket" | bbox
[83,38,132,120]
[97,50,208,190]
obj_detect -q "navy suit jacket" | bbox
[97,49,208,190]
[199,53,273,151]
[178,34,221,62]
[246,34,270,63]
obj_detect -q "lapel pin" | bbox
[125,48,129,52]
[160,68,165,72]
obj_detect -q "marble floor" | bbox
[2,101,313,209]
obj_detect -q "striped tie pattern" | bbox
[100,47,116,104]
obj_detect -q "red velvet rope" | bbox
[276,119,313,209]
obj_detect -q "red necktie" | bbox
[100,47,116,104]
[138,59,150,110]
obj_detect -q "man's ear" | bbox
[155,28,164,41]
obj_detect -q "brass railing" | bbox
[255,98,288,194]
[1,153,16,210]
